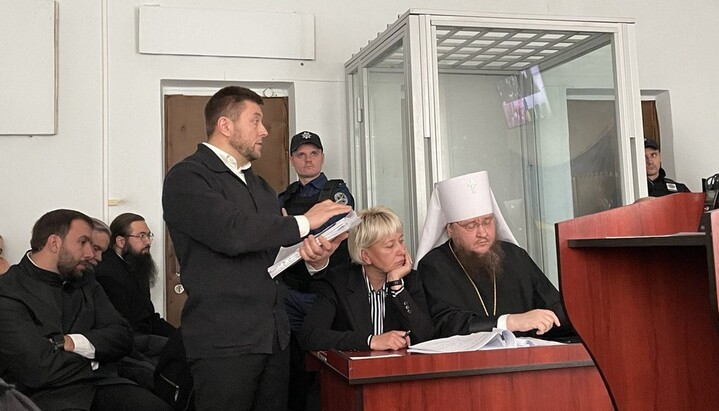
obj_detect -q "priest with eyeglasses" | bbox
[415,171,574,340]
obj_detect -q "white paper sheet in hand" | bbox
[268,211,359,278]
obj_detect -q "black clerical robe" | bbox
[418,240,569,338]
[0,255,133,410]
[95,250,175,337]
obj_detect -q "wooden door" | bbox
[641,100,660,144]
[163,94,289,326]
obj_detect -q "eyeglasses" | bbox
[454,216,494,232]
[125,232,154,242]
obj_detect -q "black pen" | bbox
[403,330,411,338]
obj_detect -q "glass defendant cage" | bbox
[345,10,645,284]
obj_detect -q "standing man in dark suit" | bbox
[162,86,351,411]
[277,131,354,410]
[0,209,171,411]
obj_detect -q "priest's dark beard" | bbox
[59,266,91,280]
[57,250,89,280]
[454,240,505,284]
[123,248,158,287]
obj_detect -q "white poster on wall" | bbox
[0,0,57,135]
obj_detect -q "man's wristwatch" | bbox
[50,334,65,351]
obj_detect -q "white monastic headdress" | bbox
[414,171,517,267]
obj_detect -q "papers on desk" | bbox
[407,329,563,354]
[268,211,360,279]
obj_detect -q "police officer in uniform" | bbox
[278,131,354,410]
[645,138,690,197]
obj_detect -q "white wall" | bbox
[1,0,717,314]
[0,1,106,267]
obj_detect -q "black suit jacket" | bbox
[95,250,175,337]
[0,256,133,410]
[297,263,434,351]
[162,143,301,359]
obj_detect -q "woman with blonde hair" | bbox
[298,206,433,351]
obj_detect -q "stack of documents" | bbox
[407,329,563,354]
[268,211,360,278]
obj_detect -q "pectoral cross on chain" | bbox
[467,178,478,193]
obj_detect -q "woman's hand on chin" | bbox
[386,251,412,282]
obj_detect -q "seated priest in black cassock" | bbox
[0,209,171,411]
[415,171,574,340]
[298,206,433,352]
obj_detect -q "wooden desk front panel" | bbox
[312,345,612,411]
[318,361,610,411]
[359,366,609,411]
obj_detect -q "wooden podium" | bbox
[555,193,719,410]
[308,344,611,410]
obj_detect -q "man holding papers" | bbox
[162,87,350,411]
[416,171,573,339]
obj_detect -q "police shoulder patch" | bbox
[333,192,349,204]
